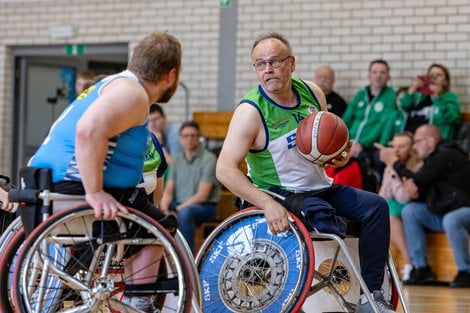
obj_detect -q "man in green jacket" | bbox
[342,59,397,178]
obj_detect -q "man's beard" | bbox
[157,81,178,103]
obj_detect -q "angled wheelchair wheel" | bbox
[12,205,193,313]
[196,208,315,313]
[302,238,398,312]
[0,226,25,313]
[0,225,64,313]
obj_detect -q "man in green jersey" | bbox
[217,32,396,313]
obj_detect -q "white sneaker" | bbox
[401,264,413,281]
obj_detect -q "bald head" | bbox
[413,124,442,159]
[416,124,442,142]
[315,65,335,94]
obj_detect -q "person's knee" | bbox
[176,206,192,223]
[442,213,458,232]
[401,203,415,222]
[372,195,389,218]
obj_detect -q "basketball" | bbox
[296,111,349,165]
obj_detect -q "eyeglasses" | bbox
[413,138,427,145]
[253,56,292,71]
[180,133,199,139]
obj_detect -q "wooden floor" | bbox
[397,285,470,313]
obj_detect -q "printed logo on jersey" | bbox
[286,132,297,149]
[76,85,96,100]
[308,105,319,114]
[358,101,365,108]
[292,111,304,124]
[272,116,289,130]
[374,101,384,112]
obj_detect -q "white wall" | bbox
[1,0,469,174]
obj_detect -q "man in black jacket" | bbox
[379,124,470,287]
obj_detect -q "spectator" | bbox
[315,65,347,117]
[148,103,183,163]
[75,69,95,96]
[160,120,220,252]
[379,124,470,288]
[376,132,422,281]
[217,32,397,313]
[380,87,408,145]
[342,60,397,178]
[325,158,363,189]
[401,64,461,140]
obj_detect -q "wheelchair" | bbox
[0,168,203,313]
[196,191,410,313]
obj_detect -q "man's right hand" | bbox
[85,190,129,219]
[263,200,290,235]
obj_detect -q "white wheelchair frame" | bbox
[196,189,410,313]
[0,190,203,313]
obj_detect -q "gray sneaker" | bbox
[355,290,396,313]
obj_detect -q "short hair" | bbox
[77,69,95,80]
[369,59,390,72]
[251,32,293,55]
[315,65,335,79]
[396,86,408,95]
[394,131,414,142]
[128,32,181,83]
[179,120,200,133]
[419,124,442,141]
[427,63,451,93]
[149,103,165,116]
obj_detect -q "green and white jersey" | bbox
[242,77,333,192]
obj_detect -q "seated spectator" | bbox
[379,124,470,287]
[160,121,221,252]
[376,132,422,281]
[325,157,380,193]
[315,65,347,117]
[342,59,397,178]
[380,87,408,145]
[148,103,183,163]
[325,158,362,189]
[400,64,461,140]
[75,69,95,96]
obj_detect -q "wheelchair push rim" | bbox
[196,208,315,313]
[12,205,193,313]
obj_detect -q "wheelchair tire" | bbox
[196,208,314,313]
[12,205,193,313]
[0,228,24,313]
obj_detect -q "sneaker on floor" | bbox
[403,265,435,285]
[449,271,470,288]
[121,296,161,313]
[401,263,413,281]
[355,290,396,313]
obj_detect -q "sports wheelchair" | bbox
[0,168,202,313]
[196,190,410,313]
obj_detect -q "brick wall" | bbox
[1,0,469,174]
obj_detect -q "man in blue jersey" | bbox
[29,32,181,312]
[216,32,396,313]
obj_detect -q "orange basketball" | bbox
[296,111,349,165]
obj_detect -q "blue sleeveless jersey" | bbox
[29,70,149,189]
